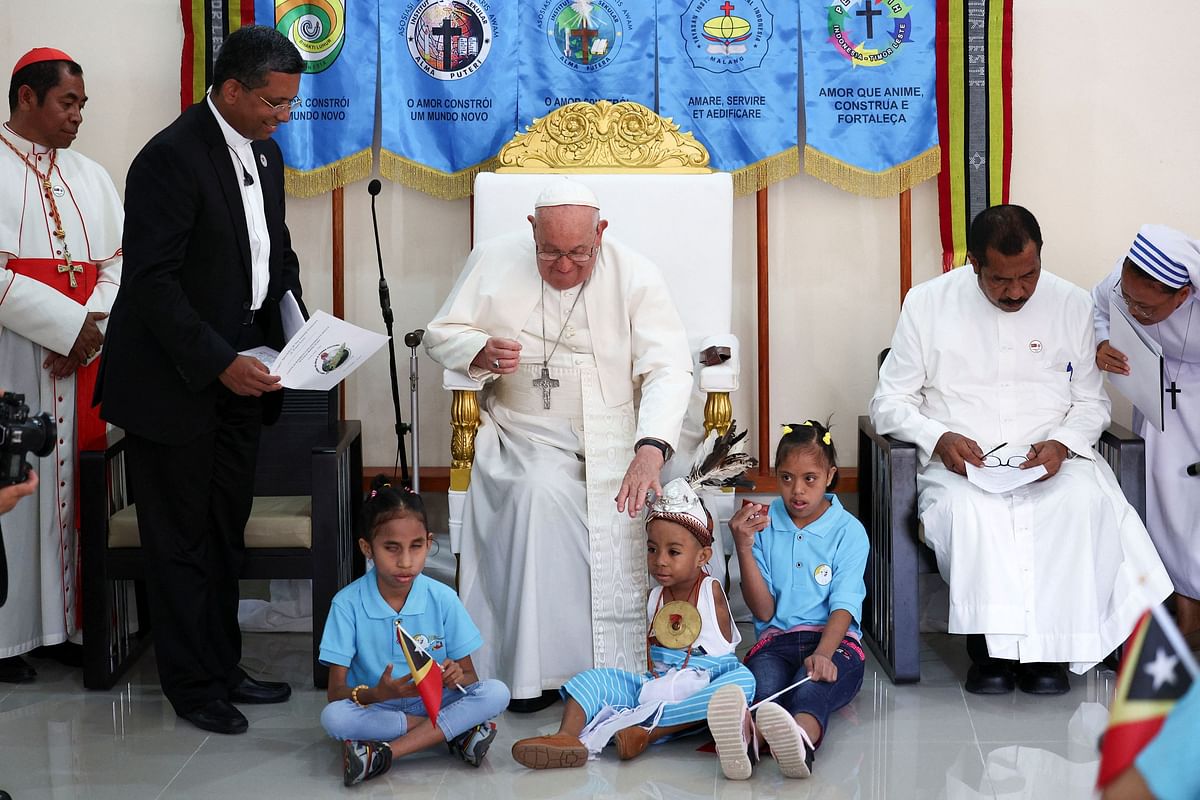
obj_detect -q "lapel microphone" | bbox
[227,144,254,186]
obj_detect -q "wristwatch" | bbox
[635,437,673,462]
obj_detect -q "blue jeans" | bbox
[744,631,864,741]
[320,679,509,743]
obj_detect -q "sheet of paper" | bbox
[1108,305,1165,431]
[965,463,1048,494]
[239,310,388,391]
[281,290,305,343]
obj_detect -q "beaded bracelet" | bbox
[351,684,369,706]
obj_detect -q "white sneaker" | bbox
[707,684,756,780]
[756,701,814,779]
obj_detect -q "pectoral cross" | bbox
[532,366,559,410]
[57,253,83,289]
[1166,381,1181,410]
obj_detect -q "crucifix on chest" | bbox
[1166,381,1182,410]
[57,251,83,288]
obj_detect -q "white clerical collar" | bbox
[206,92,253,152]
[1,122,52,154]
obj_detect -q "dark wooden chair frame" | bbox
[80,391,363,690]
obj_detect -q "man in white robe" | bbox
[1092,225,1200,639]
[425,179,692,709]
[0,49,122,682]
[870,205,1171,695]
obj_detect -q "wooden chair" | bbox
[442,100,743,583]
[857,403,1146,684]
[80,389,363,690]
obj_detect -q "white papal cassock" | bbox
[425,232,692,699]
[870,265,1171,672]
[0,125,122,654]
[1093,264,1200,599]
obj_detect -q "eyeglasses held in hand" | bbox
[982,455,1027,468]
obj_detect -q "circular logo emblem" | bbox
[315,342,350,373]
[813,564,833,586]
[51,185,65,198]
[276,0,346,74]
[826,1,914,67]
[543,0,624,72]
[683,0,772,74]
[406,0,493,81]
[1029,339,1043,353]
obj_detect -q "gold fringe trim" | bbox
[803,145,942,198]
[380,150,499,201]
[728,147,801,196]
[282,149,372,198]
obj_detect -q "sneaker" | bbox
[511,733,588,770]
[755,701,814,779]
[706,683,756,780]
[342,739,392,787]
[448,721,498,767]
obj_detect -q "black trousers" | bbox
[125,390,262,714]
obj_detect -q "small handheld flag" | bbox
[1096,604,1199,788]
[395,621,444,726]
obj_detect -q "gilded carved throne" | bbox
[443,100,740,580]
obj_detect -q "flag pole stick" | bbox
[749,676,812,711]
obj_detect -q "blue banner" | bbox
[258,0,376,196]
[800,0,939,197]
[380,0,518,199]
[517,0,656,133]
[657,0,800,195]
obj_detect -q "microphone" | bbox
[368,180,392,327]
[1188,462,1200,477]
[368,178,382,196]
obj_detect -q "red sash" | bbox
[5,257,105,450]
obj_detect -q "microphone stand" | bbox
[404,329,425,493]
[368,179,411,487]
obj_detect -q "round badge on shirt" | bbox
[51,185,65,198]
[813,564,832,586]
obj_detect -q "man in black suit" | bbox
[96,26,304,735]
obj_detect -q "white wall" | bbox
[5,1,1188,469]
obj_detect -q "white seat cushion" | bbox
[108,495,313,549]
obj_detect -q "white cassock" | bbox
[426,232,692,698]
[1093,264,1200,598]
[870,266,1171,672]
[0,125,122,654]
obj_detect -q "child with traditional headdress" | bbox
[510,427,757,769]
[708,420,869,781]
[318,478,510,786]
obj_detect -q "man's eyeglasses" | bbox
[982,455,1027,468]
[238,82,301,113]
[535,246,597,264]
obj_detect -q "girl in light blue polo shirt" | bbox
[709,420,869,781]
[318,478,510,787]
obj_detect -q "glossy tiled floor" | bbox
[0,621,1117,799]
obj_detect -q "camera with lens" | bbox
[0,393,55,485]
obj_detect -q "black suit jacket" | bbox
[97,102,303,445]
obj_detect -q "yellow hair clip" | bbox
[780,424,793,435]
[822,432,832,446]
[801,420,814,427]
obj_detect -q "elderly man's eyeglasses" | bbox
[238,82,301,113]
[535,247,597,264]
[982,455,1027,468]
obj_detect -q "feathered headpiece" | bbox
[647,422,758,547]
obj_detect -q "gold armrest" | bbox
[703,391,732,437]
[449,389,480,492]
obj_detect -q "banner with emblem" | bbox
[800,0,940,197]
[180,0,376,197]
[658,0,800,196]
[516,0,656,134]
[379,0,519,200]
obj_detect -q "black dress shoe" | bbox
[30,642,84,667]
[0,655,36,684]
[507,690,560,714]
[229,676,292,705]
[179,699,248,734]
[965,662,1015,694]
[1016,662,1070,695]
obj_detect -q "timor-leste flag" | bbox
[396,621,443,725]
[1097,606,1198,788]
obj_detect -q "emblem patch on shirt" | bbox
[259,153,267,168]
[813,564,832,586]
[1029,339,1043,353]
[51,185,65,198]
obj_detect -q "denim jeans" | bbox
[744,630,865,740]
[320,679,509,743]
